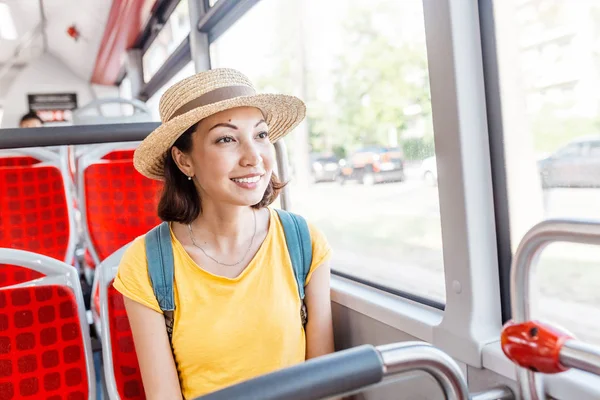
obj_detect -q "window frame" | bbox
[135,0,185,54]
[142,0,193,83]
[478,0,514,325]
[420,0,502,366]
[137,0,259,101]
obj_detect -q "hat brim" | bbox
[133,93,306,180]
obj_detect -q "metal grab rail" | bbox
[502,219,600,400]
[194,341,513,400]
[378,342,470,399]
[0,123,159,150]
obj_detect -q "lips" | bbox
[231,175,262,184]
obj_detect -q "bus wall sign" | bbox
[27,93,78,123]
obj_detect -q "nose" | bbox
[239,140,262,167]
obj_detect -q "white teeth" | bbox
[232,175,261,184]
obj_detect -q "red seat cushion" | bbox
[0,285,90,399]
[0,165,70,261]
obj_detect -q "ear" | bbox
[171,146,195,178]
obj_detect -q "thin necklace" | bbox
[187,209,256,267]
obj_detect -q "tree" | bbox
[329,0,432,152]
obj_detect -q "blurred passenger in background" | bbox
[19,111,44,128]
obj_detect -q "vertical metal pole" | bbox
[125,49,144,98]
[188,0,211,72]
[274,139,291,211]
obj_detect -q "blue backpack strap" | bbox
[145,221,176,312]
[145,222,176,342]
[275,209,312,302]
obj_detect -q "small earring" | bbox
[188,176,192,181]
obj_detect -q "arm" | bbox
[124,297,183,400]
[304,260,335,359]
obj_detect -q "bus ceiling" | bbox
[0,0,166,90]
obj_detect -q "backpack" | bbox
[144,209,312,344]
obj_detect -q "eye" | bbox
[257,131,269,139]
[216,136,235,144]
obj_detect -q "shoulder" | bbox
[112,232,163,313]
[119,234,149,266]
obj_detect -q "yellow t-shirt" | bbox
[113,207,332,399]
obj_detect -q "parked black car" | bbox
[338,146,405,185]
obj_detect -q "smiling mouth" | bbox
[231,175,262,184]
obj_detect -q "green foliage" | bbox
[531,105,600,153]
[328,0,432,151]
[402,136,436,161]
[332,145,347,159]
[251,0,433,159]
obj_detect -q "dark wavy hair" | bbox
[20,111,44,125]
[157,123,286,224]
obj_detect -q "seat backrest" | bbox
[94,244,145,400]
[102,149,134,161]
[0,163,75,263]
[0,156,40,167]
[0,248,95,399]
[79,159,162,265]
[0,264,44,288]
[0,148,60,169]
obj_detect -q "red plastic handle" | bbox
[501,320,573,374]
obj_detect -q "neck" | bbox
[189,200,256,245]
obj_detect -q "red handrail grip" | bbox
[501,320,573,374]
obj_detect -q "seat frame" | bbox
[93,244,134,400]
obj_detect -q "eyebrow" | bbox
[208,119,267,132]
[209,123,237,132]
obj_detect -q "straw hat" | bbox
[133,68,306,180]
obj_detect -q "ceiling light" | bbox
[0,3,17,40]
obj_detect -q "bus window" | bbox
[209,0,445,303]
[146,61,196,122]
[143,0,191,83]
[495,0,600,344]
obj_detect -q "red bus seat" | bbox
[79,159,162,266]
[0,249,95,399]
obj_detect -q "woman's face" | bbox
[175,106,275,207]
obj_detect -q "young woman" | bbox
[113,68,334,399]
